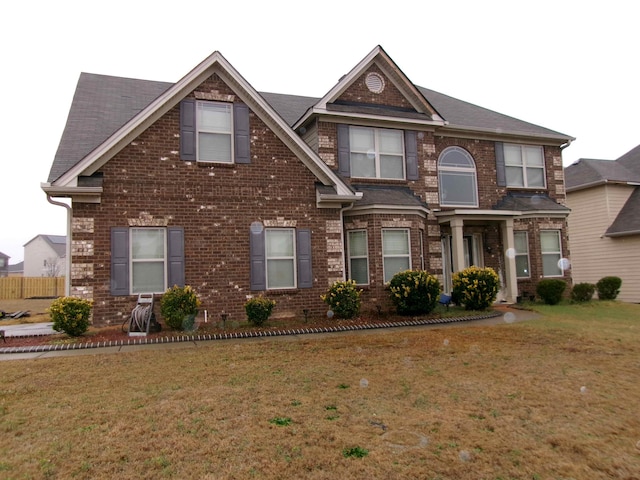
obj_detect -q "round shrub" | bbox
[570,282,595,303]
[321,280,362,319]
[160,285,201,330]
[48,296,92,337]
[245,296,276,326]
[451,266,499,311]
[536,279,567,305]
[596,276,622,300]
[389,270,441,315]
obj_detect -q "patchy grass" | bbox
[0,302,639,479]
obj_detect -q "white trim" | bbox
[382,228,411,283]
[265,228,297,290]
[129,227,168,294]
[347,229,369,286]
[540,230,564,277]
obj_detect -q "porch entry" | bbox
[441,234,483,294]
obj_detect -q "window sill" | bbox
[196,161,236,168]
[266,288,300,296]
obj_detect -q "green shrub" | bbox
[160,285,201,330]
[321,280,362,319]
[451,266,499,311]
[536,279,567,305]
[596,276,622,300]
[245,296,276,326]
[48,296,92,337]
[571,282,595,303]
[389,270,441,315]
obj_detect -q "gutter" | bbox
[46,195,71,296]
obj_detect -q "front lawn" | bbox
[1,301,638,479]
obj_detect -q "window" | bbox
[348,230,369,285]
[382,229,410,283]
[249,226,312,291]
[438,147,478,206]
[197,101,233,163]
[180,99,250,164]
[111,227,184,296]
[504,144,545,188]
[131,228,167,293]
[266,229,296,289]
[540,230,563,277]
[350,126,404,179]
[514,231,530,278]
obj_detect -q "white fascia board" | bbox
[347,204,429,218]
[296,108,445,130]
[440,123,575,146]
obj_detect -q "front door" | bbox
[441,234,483,293]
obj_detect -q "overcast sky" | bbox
[1,0,637,264]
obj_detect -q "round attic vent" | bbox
[365,72,385,94]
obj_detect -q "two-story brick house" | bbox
[43,46,573,326]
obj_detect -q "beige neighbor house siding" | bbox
[566,184,640,302]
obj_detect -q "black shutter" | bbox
[180,99,196,161]
[405,130,418,180]
[296,229,313,289]
[250,227,266,291]
[167,227,185,288]
[234,103,251,164]
[337,124,351,177]
[111,227,129,296]
[495,142,506,187]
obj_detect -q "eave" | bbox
[41,183,103,204]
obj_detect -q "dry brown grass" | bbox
[1,302,639,479]
[0,298,54,324]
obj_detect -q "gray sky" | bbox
[1,0,637,263]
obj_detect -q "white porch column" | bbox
[450,218,465,273]
[501,218,518,303]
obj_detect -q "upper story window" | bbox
[197,101,233,163]
[438,147,478,207]
[180,99,250,164]
[505,144,545,188]
[349,126,405,179]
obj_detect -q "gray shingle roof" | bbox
[352,184,428,208]
[605,187,640,236]
[48,72,574,183]
[616,144,640,176]
[493,193,569,212]
[564,158,640,191]
[49,73,172,183]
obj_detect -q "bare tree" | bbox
[43,257,62,277]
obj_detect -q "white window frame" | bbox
[382,229,411,283]
[265,228,297,290]
[350,126,405,179]
[514,231,531,278]
[347,230,369,285]
[504,144,546,189]
[196,101,233,163]
[540,230,563,277]
[438,147,478,207]
[130,227,167,294]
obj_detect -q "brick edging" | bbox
[0,311,502,355]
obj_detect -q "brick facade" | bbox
[52,48,572,326]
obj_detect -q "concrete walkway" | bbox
[0,306,540,362]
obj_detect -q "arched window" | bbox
[438,147,478,207]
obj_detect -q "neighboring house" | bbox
[565,145,640,302]
[8,261,24,277]
[0,252,9,277]
[23,235,67,277]
[42,46,574,326]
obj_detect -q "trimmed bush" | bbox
[321,280,362,319]
[245,296,276,326]
[160,285,201,330]
[389,270,441,315]
[451,266,500,311]
[571,282,595,303]
[536,279,567,305]
[49,296,92,337]
[596,276,622,300]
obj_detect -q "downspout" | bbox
[46,195,71,296]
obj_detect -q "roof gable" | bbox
[616,144,640,176]
[45,51,355,198]
[605,186,640,237]
[293,45,444,129]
